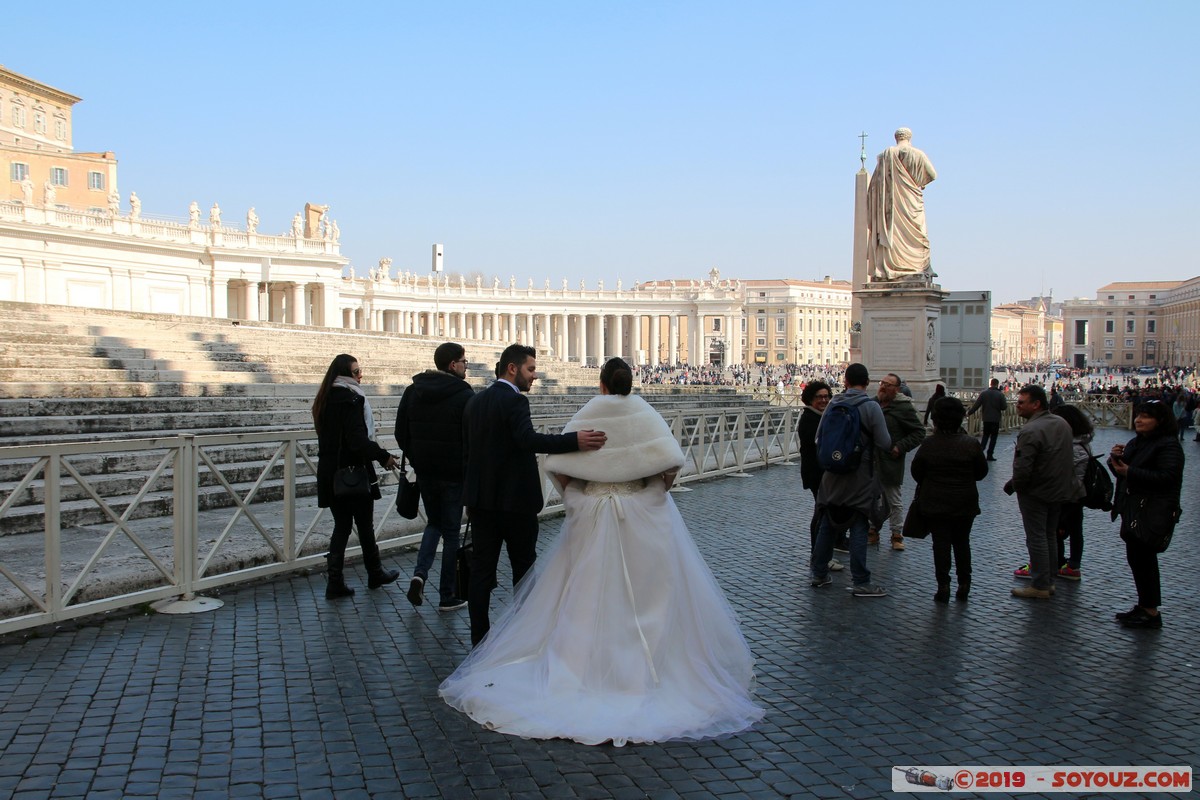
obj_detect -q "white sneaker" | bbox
[828,559,844,571]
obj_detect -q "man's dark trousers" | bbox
[980,421,1000,459]
[468,508,538,646]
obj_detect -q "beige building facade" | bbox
[1060,280,1200,368]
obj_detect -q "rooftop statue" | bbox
[129,192,141,220]
[246,207,259,234]
[866,127,937,283]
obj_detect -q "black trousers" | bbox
[328,495,380,573]
[467,507,539,646]
[1124,533,1162,609]
[979,421,1000,458]
[928,516,974,587]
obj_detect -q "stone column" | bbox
[289,283,306,324]
[631,314,642,365]
[669,315,679,365]
[243,281,259,321]
[649,315,660,365]
[613,314,624,360]
[578,314,588,365]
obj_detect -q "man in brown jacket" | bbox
[1004,385,1083,599]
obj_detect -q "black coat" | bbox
[395,370,474,482]
[910,430,988,519]
[1110,431,1184,526]
[316,387,393,508]
[462,382,580,515]
[798,407,823,492]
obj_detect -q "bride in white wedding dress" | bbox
[438,357,763,746]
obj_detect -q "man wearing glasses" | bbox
[874,373,927,551]
[395,342,474,611]
[1003,385,1082,600]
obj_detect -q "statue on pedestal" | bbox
[330,220,340,242]
[209,203,221,229]
[21,177,34,205]
[866,127,937,283]
[246,207,259,234]
[291,213,303,237]
[189,201,201,228]
[43,181,56,207]
[108,190,121,216]
[129,192,141,220]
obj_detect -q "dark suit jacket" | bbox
[462,381,580,515]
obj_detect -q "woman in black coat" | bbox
[798,381,840,565]
[313,353,400,599]
[910,397,988,602]
[1108,400,1184,629]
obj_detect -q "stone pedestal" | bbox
[856,279,948,404]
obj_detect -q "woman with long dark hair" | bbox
[440,357,762,745]
[313,353,401,599]
[1108,400,1184,629]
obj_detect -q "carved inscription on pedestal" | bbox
[871,319,915,371]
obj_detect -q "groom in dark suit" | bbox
[463,344,606,645]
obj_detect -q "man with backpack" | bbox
[811,363,893,597]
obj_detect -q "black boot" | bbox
[361,537,399,589]
[368,567,400,589]
[956,581,970,602]
[934,583,951,603]
[325,553,354,600]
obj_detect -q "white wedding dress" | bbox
[439,396,763,746]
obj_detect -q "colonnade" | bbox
[340,304,742,366]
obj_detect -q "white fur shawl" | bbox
[544,394,684,483]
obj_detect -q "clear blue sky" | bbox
[8,1,1198,304]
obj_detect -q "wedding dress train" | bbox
[438,476,763,746]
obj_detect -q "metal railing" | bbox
[0,406,800,634]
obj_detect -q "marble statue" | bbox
[866,127,937,282]
[209,203,221,228]
[580,279,586,291]
[107,190,121,216]
[246,207,259,234]
[291,213,303,237]
[189,201,201,227]
[509,275,516,289]
[545,279,550,290]
[43,181,56,207]
[597,280,603,291]
[129,192,141,220]
[562,279,568,291]
[493,277,500,289]
[330,220,340,242]
[20,177,34,205]
[528,278,534,290]
[476,276,482,289]
[616,278,622,291]
[378,258,392,279]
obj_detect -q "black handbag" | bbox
[1126,494,1181,553]
[333,465,372,498]
[331,421,375,499]
[902,486,930,540]
[455,521,472,598]
[396,455,420,519]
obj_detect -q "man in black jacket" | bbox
[462,344,606,645]
[968,378,1008,461]
[395,342,474,611]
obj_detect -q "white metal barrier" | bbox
[0,406,800,634]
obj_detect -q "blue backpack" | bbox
[817,395,868,474]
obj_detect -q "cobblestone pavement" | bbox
[1,428,1197,799]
